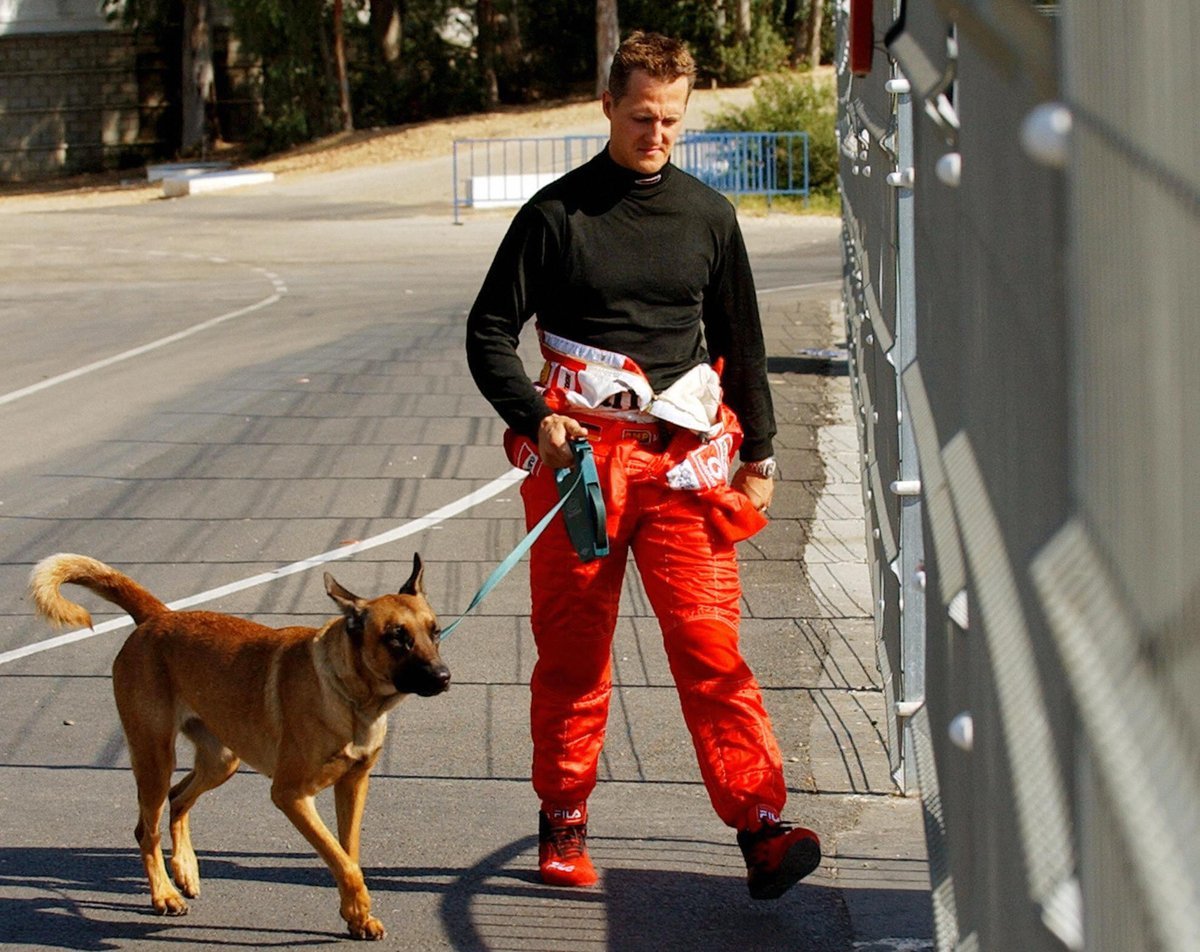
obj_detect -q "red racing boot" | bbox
[538,805,599,887]
[736,807,822,900]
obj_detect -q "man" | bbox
[466,31,821,900]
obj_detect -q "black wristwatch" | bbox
[741,457,778,478]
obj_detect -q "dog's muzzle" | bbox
[398,662,451,697]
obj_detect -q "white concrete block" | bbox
[145,161,231,182]
[162,170,275,198]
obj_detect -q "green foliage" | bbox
[819,1,837,65]
[713,20,789,85]
[348,13,488,128]
[617,0,719,79]
[731,191,841,217]
[118,0,844,158]
[514,0,600,99]
[618,0,790,84]
[705,70,838,197]
[227,0,338,152]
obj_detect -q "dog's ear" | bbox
[398,553,425,597]
[325,572,368,635]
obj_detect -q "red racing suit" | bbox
[506,333,787,829]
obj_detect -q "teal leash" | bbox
[439,440,606,640]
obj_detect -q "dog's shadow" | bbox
[1,837,851,950]
[0,845,362,948]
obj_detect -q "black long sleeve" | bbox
[466,148,776,460]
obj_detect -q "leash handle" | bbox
[556,439,609,563]
[439,460,585,640]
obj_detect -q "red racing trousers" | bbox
[516,426,788,829]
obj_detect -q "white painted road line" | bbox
[0,291,284,407]
[1,468,526,666]
[2,276,835,664]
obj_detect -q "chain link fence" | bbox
[837,1,1199,949]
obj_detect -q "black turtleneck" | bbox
[466,147,776,461]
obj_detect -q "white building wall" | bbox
[0,0,114,36]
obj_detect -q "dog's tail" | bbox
[28,554,169,630]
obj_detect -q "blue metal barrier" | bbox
[674,131,810,205]
[452,131,810,222]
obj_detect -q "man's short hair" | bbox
[608,31,696,103]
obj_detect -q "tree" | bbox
[787,0,804,66]
[790,0,826,68]
[500,0,525,69]
[595,0,619,96]
[804,0,824,67]
[478,0,500,107]
[371,0,403,66]
[130,0,824,159]
[712,0,726,61]
[733,0,750,46]
[181,0,216,153]
[333,0,353,130]
[105,0,216,156]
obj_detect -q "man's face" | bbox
[602,69,691,176]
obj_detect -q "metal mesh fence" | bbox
[837,1,1199,949]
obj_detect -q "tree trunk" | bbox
[712,0,726,59]
[477,0,499,108]
[790,17,805,67]
[500,0,524,76]
[333,0,354,131]
[734,0,750,45]
[180,0,215,155]
[594,0,619,97]
[786,0,804,66]
[805,0,825,67]
[371,0,403,68]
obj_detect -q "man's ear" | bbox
[399,552,425,597]
[602,90,613,119]
[325,573,367,633]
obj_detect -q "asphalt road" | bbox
[0,167,928,951]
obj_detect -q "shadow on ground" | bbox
[0,840,933,950]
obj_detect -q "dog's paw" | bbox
[171,857,201,898]
[347,916,386,940]
[152,893,189,917]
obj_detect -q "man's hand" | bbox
[537,414,589,468]
[732,465,775,513]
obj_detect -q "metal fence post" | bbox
[452,141,462,225]
[889,73,925,795]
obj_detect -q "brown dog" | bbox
[28,552,450,940]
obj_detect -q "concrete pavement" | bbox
[0,149,932,949]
